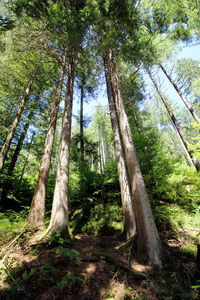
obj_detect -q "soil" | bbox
[0,234,199,300]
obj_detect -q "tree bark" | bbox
[28,61,65,230]
[147,69,198,171]
[0,81,32,172]
[159,63,200,124]
[47,57,75,234]
[104,59,136,240]
[105,51,162,269]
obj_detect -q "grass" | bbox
[0,211,27,247]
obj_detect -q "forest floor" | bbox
[0,230,200,300]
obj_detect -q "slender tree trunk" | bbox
[98,142,104,173]
[28,62,65,230]
[9,111,34,175]
[79,84,85,194]
[105,51,162,269]
[131,106,142,135]
[104,60,136,240]
[80,86,84,158]
[47,57,75,234]
[100,132,106,167]
[0,81,32,172]
[147,69,198,171]
[159,63,200,124]
[19,131,35,184]
[0,110,34,201]
[101,130,110,164]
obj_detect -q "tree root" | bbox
[115,239,134,250]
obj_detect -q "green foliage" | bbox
[0,210,27,246]
[56,277,68,291]
[59,247,80,260]
[56,275,84,291]
[81,203,123,235]
[189,122,200,160]
[67,275,84,286]
[0,16,15,33]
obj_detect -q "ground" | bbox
[0,231,199,300]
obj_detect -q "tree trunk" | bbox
[105,51,162,269]
[19,131,35,184]
[0,110,34,202]
[104,59,136,240]
[80,85,84,159]
[147,69,198,171]
[28,62,65,230]
[159,63,200,124]
[0,81,32,172]
[79,84,85,194]
[47,57,75,234]
[9,111,34,175]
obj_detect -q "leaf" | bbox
[59,247,80,259]
[68,275,84,286]
[57,278,68,291]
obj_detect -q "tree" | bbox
[28,60,65,230]
[45,0,88,235]
[158,62,200,123]
[104,57,136,240]
[0,80,33,172]
[104,50,162,269]
[47,56,75,234]
[0,106,35,202]
[147,68,199,171]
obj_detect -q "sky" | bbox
[72,44,200,124]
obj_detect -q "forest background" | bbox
[0,0,200,299]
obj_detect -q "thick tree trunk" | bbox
[28,62,65,230]
[105,51,162,269]
[0,81,32,172]
[104,60,136,240]
[147,69,198,171]
[159,63,200,124]
[47,57,75,234]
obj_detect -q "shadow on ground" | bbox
[0,234,199,300]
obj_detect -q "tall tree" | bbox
[0,107,35,201]
[104,58,136,240]
[47,56,75,233]
[28,61,65,230]
[105,50,162,269]
[158,63,200,123]
[0,80,33,172]
[147,68,199,171]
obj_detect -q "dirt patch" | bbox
[0,234,199,299]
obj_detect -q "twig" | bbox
[0,225,28,257]
[0,225,28,269]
